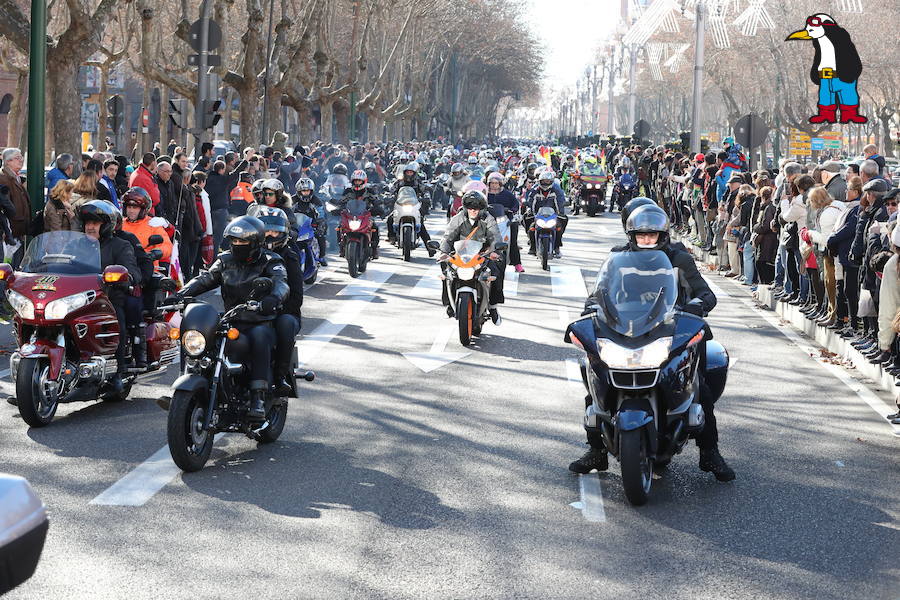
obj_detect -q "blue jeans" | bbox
[774,243,787,289]
[211,208,230,254]
[818,77,859,106]
[742,242,756,285]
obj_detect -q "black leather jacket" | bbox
[99,234,139,303]
[293,193,324,222]
[339,188,382,216]
[114,230,149,287]
[275,245,303,319]
[180,249,289,323]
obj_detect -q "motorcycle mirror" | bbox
[102,265,129,284]
[426,240,440,251]
[251,277,273,298]
[148,234,164,246]
[158,277,177,292]
[0,474,49,595]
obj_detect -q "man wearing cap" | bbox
[821,161,847,202]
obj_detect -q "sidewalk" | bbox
[675,234,900,402]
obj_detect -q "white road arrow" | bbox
[402,322,470,373]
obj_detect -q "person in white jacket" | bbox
[806,186,846,325]
[877,224,900,356]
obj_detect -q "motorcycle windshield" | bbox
[19,231,101,275]
[592,251,677,338]
[536,206,556,218]
[453,239,482,263]
[396,187,418,206]
[581,164,604,176]
[345,199,368,216]
[295,214,314,240]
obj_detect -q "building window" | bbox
[0,94,12,114]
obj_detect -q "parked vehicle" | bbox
[0,474,48,595]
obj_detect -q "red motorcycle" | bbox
[336,198,375,278]
[0,231,179,427]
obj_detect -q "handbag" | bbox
[858,288,876,318]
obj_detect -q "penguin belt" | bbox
[819,68,835,79]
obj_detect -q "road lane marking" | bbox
[550,265,587,298]
[576,474,607,522]
[504,266,519,297]
[90,434,225,506]
[411,264,442,298]
[402,322,469,373]
[706,276,900,436]
[336,264,397,296]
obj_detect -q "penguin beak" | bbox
[786,29,812,40]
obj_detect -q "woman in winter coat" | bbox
[68,169,101,229]
[753,186,778,284]
[827,176,863,333]
[724,185,752,277]
[805,186,845,325]
[877,224,900,359]
[44,179,77,231]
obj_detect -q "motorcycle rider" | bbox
[293,177,328,266]
[337,169,383,259]
[257,179,297,230]
[120,187,174,318]
[438,190,504,324]
[525,170,568,258]
[388,164,435,256]
[446,162,470,217]
[112,206,153,369]
[570,204,735,482]
[79,200,140,393]
[254,206,303,397]
[486,172,523,273]
[174,216,290,419]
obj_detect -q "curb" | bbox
[675,233,899,400]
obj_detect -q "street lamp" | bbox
[26,0,47,215]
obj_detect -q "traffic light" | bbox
[168,98,187,130]
[107,95,124,133]
[201,99,222,130]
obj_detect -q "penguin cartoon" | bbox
[786,13,867,124]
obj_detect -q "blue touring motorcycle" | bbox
[565,251,729,505]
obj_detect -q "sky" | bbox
[525,0,621,90]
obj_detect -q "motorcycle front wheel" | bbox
[15,358,58,427]
[620,428,652,506]
[167,389,214,472]
[457,294,474,346]
[401,227,413,262]
[540,239,550,271]
[346,240,361,279]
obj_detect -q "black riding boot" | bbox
[249,381,267,420]
[131,325,147,369]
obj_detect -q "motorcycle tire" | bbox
[167,389,214,472]
[540,240,550,271]
[257,400,288,444]
[401,227,413,262]
[304,271,318,285]
[587,205,597,217]
[457,294,474,346]
[347,240,361,279]
[15,357,57,427]
[620,428,652,506]
[358,244,369,274]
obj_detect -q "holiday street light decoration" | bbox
[732,0,776,37]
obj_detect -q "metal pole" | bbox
[607,51,615,135]
[627,45,637,129]
[26,0,47,215]
[689,0,706,154]
[194,0,213,159]
[449,53,458,142]
[260,0,275,145]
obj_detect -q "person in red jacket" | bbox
[128,152,160,211]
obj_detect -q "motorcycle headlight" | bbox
[456,267,476,280]
[7,290,34,320]
[44,292,93,320]
[598,337,672,369]
[348,219,362,231]
[539,218,557,228]
[586,183,594,189]
[182,330,207,356]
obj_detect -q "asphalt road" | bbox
[2,207,898,599]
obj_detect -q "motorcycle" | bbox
[1,231,179,427]
[337,198,375,278]
[431,174,450,210]
[392,187,423,262]
[162,278,315,472]
[532,206,559,271]
[614,176,636,211]
[564,251,729,506]
[577,173,611,217]
[428,239,507,346]
[294,213,320,285]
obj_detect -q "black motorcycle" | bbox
[161,278,314,472]
[565,251,728,505]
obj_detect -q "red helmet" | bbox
[695,152,705,163]
[122,187,152,220]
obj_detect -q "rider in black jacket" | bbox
[338,170,383,259]
[387,163,435,255]
[177,215,290,418]
[571,204,734,482]
[293,177,328,265]
[111,206,154,369]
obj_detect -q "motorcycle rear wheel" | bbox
[620,429,653,506]
[347,240,361,279]
[257,401,288,444]
[167,389,214,472]
[457,294,474,346]
[15,358,57,428]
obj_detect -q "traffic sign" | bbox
[732,113,769,149]
[811,138,825,151]
[188,19,222,52]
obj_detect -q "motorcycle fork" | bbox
[202,339,227,431]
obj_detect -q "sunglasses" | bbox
[805,16,833,27]
[264,191,277,196]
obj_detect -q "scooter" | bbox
[294,213,320,285]
[337,198,375,278]
[532,206,559,271]
[392,187,422,262]
[564,250,729,506]
[1,231,179,427]
[428,239,507,346]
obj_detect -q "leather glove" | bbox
[159,292,182,307]
[259,295,280,316]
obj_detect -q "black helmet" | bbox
[224,215,266,263]
[461,190,487,210]
[620,196,657,229]
[332,163,348,176]
[625,205,669,251]
[122,187,153,221]
[526,162,538,177]
[79,200,117,239]
[250,206,290,250]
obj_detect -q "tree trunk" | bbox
[319,99,334,143]
[239,86,261,149]
[224,87,234,140]
[98,64,109,147]
[47,57,82,156]
[334,100,349,145]
[880,112,894,158]
[366,112,381,143]
[159,86,169,153]
[263,90,281,146]
[7,71,27,153]
[295,101,311,143]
